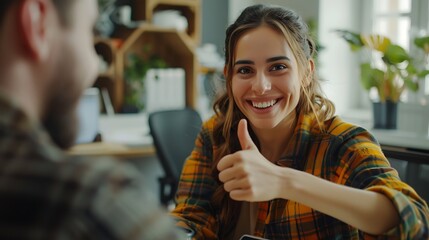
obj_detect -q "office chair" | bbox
[148,108,203,207]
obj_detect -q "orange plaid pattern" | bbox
[172,113,429,239]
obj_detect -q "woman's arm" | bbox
[218,119,429,238]
[219,143,401,235]
[280,168,399,235]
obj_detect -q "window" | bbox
[373,0,411,51]
[364,0,429,104]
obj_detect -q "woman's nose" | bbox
[252,73,271,95]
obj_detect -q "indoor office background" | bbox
[83,0,429,206]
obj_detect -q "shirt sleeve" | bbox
[63,159,185,240]
[170,120,220,239]
[336,128,429,239]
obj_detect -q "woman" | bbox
[171,4,429,239]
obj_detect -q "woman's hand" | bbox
[217,119,285,202]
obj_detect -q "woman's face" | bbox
[231,25,302,130]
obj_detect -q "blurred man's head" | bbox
[0,0,98,149]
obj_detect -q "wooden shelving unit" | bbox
[94,0,200,112]
[134,0,201,44]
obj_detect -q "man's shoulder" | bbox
[0,154,143,201]
[0,155,183,239]
[61,155,143,190]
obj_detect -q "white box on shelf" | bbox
[145,68,186,113]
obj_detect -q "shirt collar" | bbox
[276,112,319,170]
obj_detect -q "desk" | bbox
[69,142,155,158]
[71,113,155,158]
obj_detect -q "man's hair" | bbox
[0,0,14,23]
[0,0,75,27]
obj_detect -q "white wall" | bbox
[229,0,319,24]
[228,0,245,24]
[318,0,363,115]
[201,0,228,54]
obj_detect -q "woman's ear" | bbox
[18,0,50,61]
[309,59,315,72]
[303,59,315,87]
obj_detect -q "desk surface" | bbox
[70,113,156,158]
[69,142,156,158]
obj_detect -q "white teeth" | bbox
[252,99,277,109]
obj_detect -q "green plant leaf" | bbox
[334,30,364,51]
[414,36,429,53]
[337,29,429,100]
[360,63,383,90]
[149,55,168,68]
[123,46,169,111]
[383,44,409,64]
[406,63,417,75]
[417,70,429,78]
[403,77,419,92]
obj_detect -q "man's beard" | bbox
[42,90,80,150]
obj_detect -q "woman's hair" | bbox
[210,4,335,238]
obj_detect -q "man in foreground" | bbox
[0,0,182,239]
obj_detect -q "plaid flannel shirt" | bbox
[171,112,429,239]
[0,94,183,240]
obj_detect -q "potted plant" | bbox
[336,30,429,129]
[123,45,167,113]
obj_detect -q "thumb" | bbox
[237,119,257,150]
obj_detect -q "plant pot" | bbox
[385,101,398,129]
[372,101,398,129]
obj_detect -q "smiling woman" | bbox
[231,25,302,131]
[170,4,429,240]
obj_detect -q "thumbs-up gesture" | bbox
[217,119,282,202]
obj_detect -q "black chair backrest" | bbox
[148,108,202,181]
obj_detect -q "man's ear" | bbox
[18,0,50,61]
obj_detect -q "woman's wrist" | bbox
[275,167,304,200]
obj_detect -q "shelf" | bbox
[93,1,201,113]
[133,0,201,44]
[113,25,197,111]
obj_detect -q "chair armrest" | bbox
[158,176,177,206]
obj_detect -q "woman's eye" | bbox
[237,67,252,74]
[270,64,287,71]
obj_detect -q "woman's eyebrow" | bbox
[266,56,290,63]
[234,56,290,66]
[234,60,254,66]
